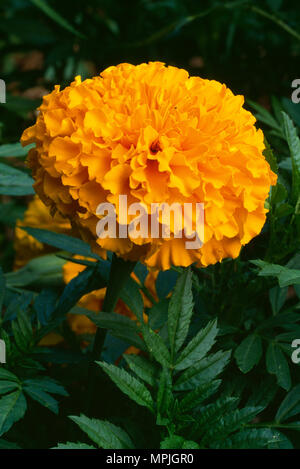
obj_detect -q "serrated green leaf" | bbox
[70,415,135,449]
[268,430,293,449]
[97,362,154,411]
[266,342,291,390]
[0,142,34,158]
[168,268,194,357]
[53,442,96,450]
[123,355,159,387]
[264,139,278,174]
[251,259,300,287]
[174,350,230,391]
[213,428,276,449]
[180,380,221,412]
[276,384,300,422]
[203,406,263,445]
[23,377,68,397]
[247,99,282,132]
[271,183,288,206]
[141,324,171,368]
[82,310,138,333]
[20,227,100,260]
[148,298,169,329]
[246,376,277,409]
[34,289,59,325]
[39,264,107,336]
[157,368,173,422]
[269,286,288,314]
[160,435,199,449]
[120,277,144,321]
[0,369,19,383]
[0,163,34,195]
[174,319,218,371]
[0,391,27,436]
[196,397,238,436]
[282,112,300,202]
[0,381,20,395]
[81,310,145,350]
[282,97,300,127]
[23,385,59,414]
[234,334,262,373]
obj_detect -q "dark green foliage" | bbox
[56,272,287,449]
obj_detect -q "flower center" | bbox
[150,139,162,155]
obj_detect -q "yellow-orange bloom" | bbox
[14,195,71,269]
[21,62,277,270]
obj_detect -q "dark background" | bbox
[0,0,299,142]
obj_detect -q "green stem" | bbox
[92,253,136,359]
[86,253,136,410]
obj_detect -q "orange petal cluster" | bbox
[21,62,277,270]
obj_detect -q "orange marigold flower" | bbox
[21,62,277,270]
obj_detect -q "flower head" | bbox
[21,62,277,270]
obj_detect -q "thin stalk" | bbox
[250,5,300,42]
[86,254,136,411]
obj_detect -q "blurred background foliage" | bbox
[0,0,299,140]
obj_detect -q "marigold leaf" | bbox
[0,163,34,196]
[266,342,291,390]
[168,268,194,358]
[234,334,262,373]
[160,435,199,449]
[97,361,154,411]
[123,355,159,387]
[179,380,221,413]
[276,384,300,422]
[0,391,27,436]
[213,428,277,449]
[174,350,230,391]
[70,414,135,449]
[282,111,300,203]
[0,142,34,158]
[174,319,218,371]
[141,324,171,368]
[20,227,100,260]
[53,442,96,450]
